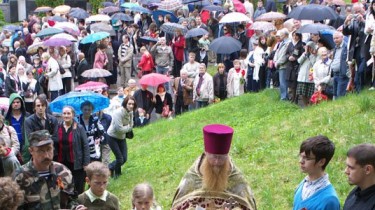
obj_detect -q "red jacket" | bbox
[138,52,154,72]
[172,35,185,62]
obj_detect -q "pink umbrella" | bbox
[74,81,108,91]
[139,73,170,87]
[43,37,72,47]
[233,0,246,14]
[0,97,9,114]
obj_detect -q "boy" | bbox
[134,108,149,127]
[0,137,21,177]
[77,161,120,210]
[293,135,340,210]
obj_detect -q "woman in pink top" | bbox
[93,43,108,69]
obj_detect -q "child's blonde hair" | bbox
[85,161,110,179]
[132,183,154,206]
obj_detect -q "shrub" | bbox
[0,9,5,23]
[89,0,103,15]
[35,0,64,8]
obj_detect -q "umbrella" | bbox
[139,36,158,43]
[209,36,242,54]
[86,14,111,22]
[102,1,115,7]
[202,5,225,12]
[53,5,71,15]
[36,28,64,38]
[152,10,179,25]
[296,23,335,34]
[43,38,72,47]
[53,22,80,36]
[34,6,53,13]
[80,32,110,44]
[319,29,336,50]
[102,6,119,14]
[51,33,77,42]
[27,42,47,54]
[2,24,22,32]
[331,0,346,6]
[188,0,211,7]
[219,12,252,24]
[250,21,276,31]
[233,0,246,14]
[121,3,151,14]
[288,5,338,21]
[185,28,208,38]
[111,13,134,22]
[157,0,183,11]
[48,16,67,22]
[160,22,187,34]
[50,92,110,115]
[75,81,108,91]
[69,7,90,19]
[81,68,112,78]
[0,97,9,114]
[138,0,161,4]
[139,73,170,86]
[255,12,287,21]
[182,0,200,3]
[90,23,116,36]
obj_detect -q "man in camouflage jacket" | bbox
[13,130,77,210]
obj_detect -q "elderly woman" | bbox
[0,114,19,156]
[43,52,63,101]
[124,79,139,96]
[312,47,332,91]
[107,96,136,178]
[227,59,246,98]
[57,106,90,194]
[57,46,72,94]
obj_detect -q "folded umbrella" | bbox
[75,81,108,91]
[296,23,335,34]
[43,38,72,47]
[81,68,112,78]
[80,32,110,44]
[139,73,171,87]
[185,28,208,38]
[111,13,134,22]
[102,6,119,14]
[160,22,187,34]
[36,28,64,38]
[219,12,252,24]
[288,5,338,21]
[209,36,242,54]
[50,91,110,115]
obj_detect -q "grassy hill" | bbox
[107,89,375,210]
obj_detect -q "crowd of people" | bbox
[0,0,374,209]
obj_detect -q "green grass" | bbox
[107,89,375,209]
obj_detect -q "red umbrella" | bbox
[74,81,108,91]
[139,73,170,87]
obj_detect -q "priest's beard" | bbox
[201,157,230,192]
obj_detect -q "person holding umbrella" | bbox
[107,96,136,178]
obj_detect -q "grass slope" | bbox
[107,89,375,210]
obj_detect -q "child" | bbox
[77,161,120,210]
[132,183,161,210]
[134,108,149,127]
[0,137,20,177]
[293,135,340,210]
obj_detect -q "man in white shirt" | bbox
[181,52,200,79]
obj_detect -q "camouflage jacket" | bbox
[13,161,76,210]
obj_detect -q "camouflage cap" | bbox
[29,130,53,147]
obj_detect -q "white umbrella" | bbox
[219,12,252,24]
[86,14,111,22]
[51,33,77,42]
[250,21,276,31]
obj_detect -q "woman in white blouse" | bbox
[312,47,332,90]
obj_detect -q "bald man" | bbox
[76,53,90,84]
[331,31,349,99]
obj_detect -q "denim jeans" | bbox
[50,90,61,101]
[354,57,365,93]
[108,135,127,177]
[278,69,288,100]
[333,75,349,98]
[196,101,208,109]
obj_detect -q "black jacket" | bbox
[133,89,154,116]
[154,93,173,114]
[76,59,90,84]
[5,75,21,97]
[343,185,375,210]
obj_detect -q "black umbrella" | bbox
[139,36,158,43]
[185,28,209,38]
[288,5,338,21]
[296,23,335,34]
[102,1,115,7]
[209,36,242,54]
[111,13,134,22]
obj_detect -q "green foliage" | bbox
[89,0,103,15]
[35,0,64,8]
[107,90,375,209]
[0,9,5,24]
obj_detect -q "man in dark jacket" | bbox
[5,93,30,163]
[76,53,90,85]
[133,85,154,120]
[24,95,58,158]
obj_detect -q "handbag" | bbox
[58,64,66,75]
[126,130,134,139]
[162,99,170,118]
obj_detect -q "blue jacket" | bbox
[293,180,340,210]
[332,41,348,78]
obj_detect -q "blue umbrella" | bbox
[3,25,22,32]
[182,0,200,3]
[50,92,110,115]
[152,10,178,26]
[209,36,242,54]
[111,13,134,22]
[69,8,90,19]
[319,29,336,50]
[188,0,211,7]
[80,32,110,44]
[296,23,335,34]
[36,28,64,38]
[121,3,152,14]
[185,28,208,38]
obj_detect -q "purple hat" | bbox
[203,124,234,155]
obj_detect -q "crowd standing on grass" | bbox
[0,0,374,209]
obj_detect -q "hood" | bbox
[5,93,27,122]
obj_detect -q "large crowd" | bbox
[0,0,374,209]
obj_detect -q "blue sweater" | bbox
[293,180,340,210]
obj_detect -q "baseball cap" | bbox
[29,130,53,147]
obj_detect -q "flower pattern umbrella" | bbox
[219,12,252,23]
[75,81,108,91]
[160,22,187,34]
[43,38,72,47]
[50,92,110,115]
[139,73,171,87]
[249,21,276,31]
[255,12,287,21]
[81,68,112,78]
[157,0,183,11]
